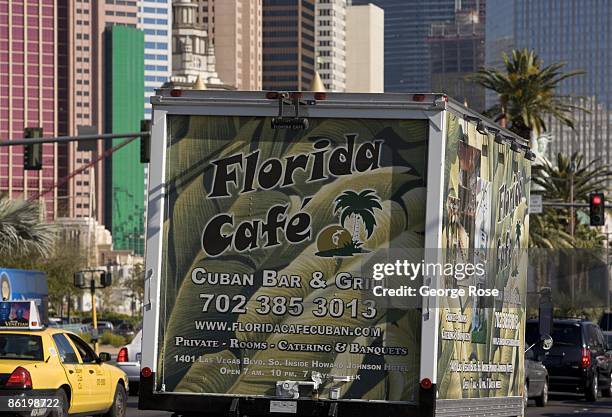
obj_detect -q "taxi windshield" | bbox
[0,334,44,361]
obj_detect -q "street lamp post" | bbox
[74,270,112,354]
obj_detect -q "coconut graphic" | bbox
[316,225,353,254]
[315,189,382,257]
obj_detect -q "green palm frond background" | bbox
[157,116,429,401]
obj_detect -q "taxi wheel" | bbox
[103,384,127,417]
[50,389,69,417]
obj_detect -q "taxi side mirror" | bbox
[98,352,112,363]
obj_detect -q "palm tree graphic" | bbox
[333,190,382,243]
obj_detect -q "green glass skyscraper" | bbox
[104,25,146,255]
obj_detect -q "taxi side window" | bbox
[52,334,79,364]
[67,334,97,364]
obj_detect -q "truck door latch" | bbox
[275,372,322,399]
[271,93,310,130]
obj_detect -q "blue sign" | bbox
[0,269,48,322]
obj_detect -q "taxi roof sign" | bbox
[0,300,43,330]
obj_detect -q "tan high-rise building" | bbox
[64,2,139,221]
[315,0,347,92]
[345,4,384,93]
[192,0,262,90]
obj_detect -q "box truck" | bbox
[139,91,532,417]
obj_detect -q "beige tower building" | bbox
[315,0,348,92]
[192,0,263,90]
[345,4,384,93]
[171,0,222,86]
[65,1,139,221]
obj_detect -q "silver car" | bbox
[525,346,548,407]
[116,329,142,395]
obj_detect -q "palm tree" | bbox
[532,153,612,207]
[469,49,584,139]
[528,211,573,249]
[0,195,55,258]
[529,152,612,248]
[333,190,382,242]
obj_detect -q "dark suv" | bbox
[526,319,612,401]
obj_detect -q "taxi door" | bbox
[66,333,112,412]
[51,334,92,413]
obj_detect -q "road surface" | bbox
[525,394,612,417]
[127,396,170,417]
[127,394,612,417]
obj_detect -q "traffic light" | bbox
[589,192,605,226]
[74,272,85,288]
[23,127,43,170]
[140,119,151,163]
[100,271,112,288]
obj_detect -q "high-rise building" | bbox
[171,0,222,87]
[428,1,485,111]
[262,0,315,91]
[63,1,140,222]
[485,0,612,165]
[345,4,384,93]
[140,1,172,118]
[0,0,68,220]
[351,0,456,92]
[104,25,145,255]
[193,0,214,34]
[315,0,347,92]
[188,1,263,90]
[213,0,263,90]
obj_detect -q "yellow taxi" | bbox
[0,301,128,417]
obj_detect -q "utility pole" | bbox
[569,166,575,239]
[90,277,99,353]
[568,162,576,303]
[74,270,112,354]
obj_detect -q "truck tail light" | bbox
[141,367,152,378]
[117,347,129,363]
[313,92,327,100]
[413,94,426,102]
[581,348,591,368]
[6,367,32,389]
[420,378,433,389]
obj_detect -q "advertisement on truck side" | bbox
[436,113,529,400]
[156,115,430,402]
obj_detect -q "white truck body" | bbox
[140,91,531,417]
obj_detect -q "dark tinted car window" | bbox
[551,324,582,346]
[526,322,539,345]
[52,334,79,364]
[587,325,603,349]
[67,334,97,363]
[594,326,605,349]
[600,314,612,331]
[590,325,604,349]
[0,334,43,361]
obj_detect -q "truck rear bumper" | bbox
[138,373,432,417]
